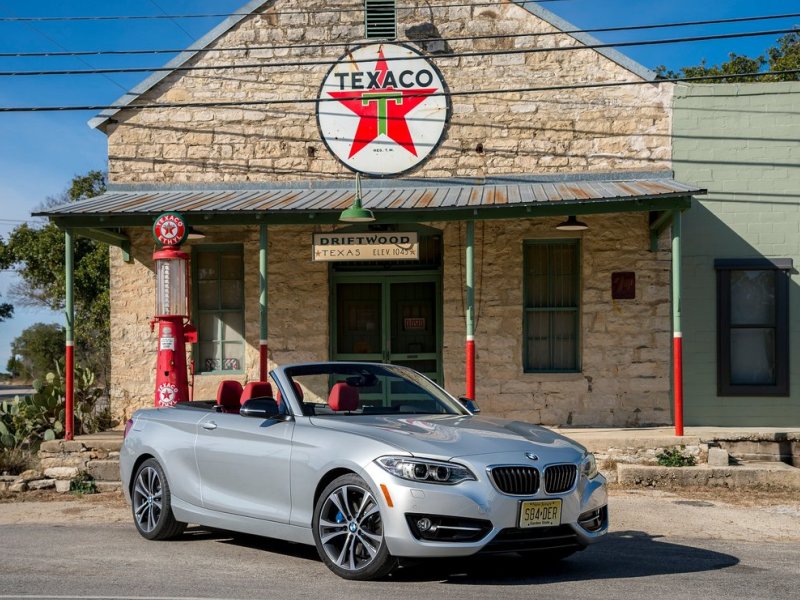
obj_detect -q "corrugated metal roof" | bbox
[39,177,702,218]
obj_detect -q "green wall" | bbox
[673,82,800,425]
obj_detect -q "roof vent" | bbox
[365,0,396,39]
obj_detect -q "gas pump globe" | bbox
[151,212,196,407]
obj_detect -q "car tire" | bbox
[131,458,186,541]
[312,473,398,580]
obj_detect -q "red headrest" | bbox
[275,381,304,406]
[328,382,359,412]
[216,380,243,413]
[240,381,273,405]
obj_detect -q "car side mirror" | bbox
[240,397,282,419]
[458,396,481,414]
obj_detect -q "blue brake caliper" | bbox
[335,511,345,524]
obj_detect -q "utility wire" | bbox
[0,27,796,77]
[1,12,798,58]
[0,1,578,21]
[1,69,797,113]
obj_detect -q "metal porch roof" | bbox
[38,176,702,224]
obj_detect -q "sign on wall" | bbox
[317,44,450,177]
[313,232,419,262]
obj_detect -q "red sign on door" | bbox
[404,318,426,331]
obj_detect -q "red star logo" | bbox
[327,50,437,158]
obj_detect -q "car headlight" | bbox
[581,453,598,479]
[376,456,476,485]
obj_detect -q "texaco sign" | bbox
[317,44,450,176]
[152,212,188,246]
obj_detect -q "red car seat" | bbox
[240,381,273,405]
[327,382,359,412]
[216,380,243,414]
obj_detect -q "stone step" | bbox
[86,459,122,482]
[617,462,800,489]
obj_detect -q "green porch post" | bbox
[672,211,684,436]
[259,224,268,381]
[466,221,475,399]
[64,229,75,441]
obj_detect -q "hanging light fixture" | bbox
[339,173,375,223]
[187,226,206,240]
[555,215,588,231]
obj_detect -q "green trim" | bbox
[260,225,268,342]
[191,243,246,375]
[65,229,74,344]
[76,228,131,263]
[466,221,474,339]
[649,210,675,252]
[49,196,693,229]
[330,271,444,385]
[522,239,582,374]
[672,211,682,335]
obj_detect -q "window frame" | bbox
[191,243,246,376]
[715,258,791,397]
[522,239,582,374]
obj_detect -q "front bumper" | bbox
[363,457,608,558]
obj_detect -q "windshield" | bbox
[281,363,468,417]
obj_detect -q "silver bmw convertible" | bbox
[120,362,607,580]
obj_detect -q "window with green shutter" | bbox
[192,245,245,374]
[523,240,581,373]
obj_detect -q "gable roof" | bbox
[88,0,657,132]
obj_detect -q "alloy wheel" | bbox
[317,484,384,572]
[133,466,163,533]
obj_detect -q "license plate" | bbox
[519,499,562,528]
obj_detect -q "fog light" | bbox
[416,517,433,532]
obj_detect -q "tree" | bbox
[6,323,65,381]
[657,32,800,82]
[0,295,11,322]
[0,171,109,384]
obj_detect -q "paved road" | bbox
[0,518,797,600]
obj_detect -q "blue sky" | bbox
[0,0,797,372]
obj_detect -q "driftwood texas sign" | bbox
[317,44,450,176]
[312,232,419,262]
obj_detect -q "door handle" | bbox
[202,421,218,431]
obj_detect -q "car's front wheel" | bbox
[312,473,397,580]
[131,458,186,540]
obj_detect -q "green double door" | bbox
[332,274,442,386]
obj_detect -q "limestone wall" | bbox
[111,214,671,426]
[104,0,672,183]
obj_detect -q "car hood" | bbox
[309,414,586,461]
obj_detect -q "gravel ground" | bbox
[1,486,798,541]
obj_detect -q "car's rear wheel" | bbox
[312,474,397,580]
[131,458,185,540]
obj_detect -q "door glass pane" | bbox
[731,270,775,326]
[390,282,435,355]
[197,253,218,280]
[731,328,775,385]
[198,280,219,310]
[525,245,549,307]
[336,283,382,355]
[221,280,244,309]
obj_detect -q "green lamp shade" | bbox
[339,196,375,223]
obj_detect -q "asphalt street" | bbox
[0,519,797,600]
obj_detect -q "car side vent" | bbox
[365,0,396,39]
[490,466,540,495]
[544,464,577,493]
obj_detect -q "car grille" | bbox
[480,525,583,554]
[489,466,540,495]
[544,464,577,493]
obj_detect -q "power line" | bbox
[1,27,796,77]
[1,69,797,113]
[1,12,798,59]
[0,1,577,21]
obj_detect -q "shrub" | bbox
[69,470,97,495]
[0,364,113,450]
[656,447,697,467]
[0,447,36,475]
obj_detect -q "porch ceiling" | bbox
[35,172,704,228]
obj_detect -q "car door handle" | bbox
[202,421,218,431]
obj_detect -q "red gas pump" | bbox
[151,212,197,407]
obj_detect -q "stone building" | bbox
[39,0,702,427]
